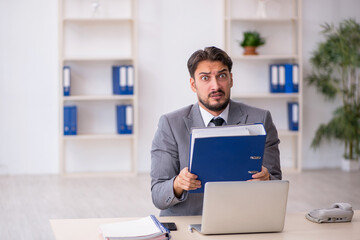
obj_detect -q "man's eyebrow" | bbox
[198,71,210,75]
[198,69,228,75]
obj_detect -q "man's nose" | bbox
[210,77,220,90]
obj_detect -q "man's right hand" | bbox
[173,167,201,198]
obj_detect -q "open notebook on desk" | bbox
[99,215,170,240]
[189,123,267,193]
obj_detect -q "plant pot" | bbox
[243,46,258,55]
[341,158,359,172]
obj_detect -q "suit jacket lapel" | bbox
[227,100,248,125]
[183,103,205,134]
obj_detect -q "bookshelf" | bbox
[58,0,138,175]
[224,0,303,171]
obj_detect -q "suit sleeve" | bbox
[262,111,282,180]
[150,115,188,210]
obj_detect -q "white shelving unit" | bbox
[58,0,138,175]
[224,0,303,171]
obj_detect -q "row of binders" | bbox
[62,65,135,96]
[112,65,134,95]
[63,105,133,135]
[270,64,299,93]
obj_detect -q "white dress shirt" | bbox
[199,103,229,127]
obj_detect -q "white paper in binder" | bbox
[126,105,133,127]
[63,67,70,87]
[127,65,134,88]
[293,65,299,85]
[292,104,299,123]
[279,65,285,88]
[271,65,278,86]
[119,66,127,89]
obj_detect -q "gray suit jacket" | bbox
[151,100,281,216]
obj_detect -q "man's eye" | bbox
[201,76,209,81]
[219,73,226,78]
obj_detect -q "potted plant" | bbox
[240,31,265,55]
[307,18,360,171]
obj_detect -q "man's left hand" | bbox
[248,166,270,181]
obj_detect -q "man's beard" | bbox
[198,90,230,112]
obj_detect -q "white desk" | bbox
[50,211,360,240]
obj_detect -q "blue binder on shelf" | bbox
[127,65,134,95]
[278,65,286,92]
[112,65,134,95]
[64,106,77,135]
[116,104,133,134]
[284,64,299,93]
[63,66,71,96]
[269,64,279,93]
[188,124,266,193]
[288,102,299,131]
[112,65,127,95]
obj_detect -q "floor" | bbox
[0,169,359,240]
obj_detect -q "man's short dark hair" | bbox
[187,46,233,79]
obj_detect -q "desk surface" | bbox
[50,211,360,240]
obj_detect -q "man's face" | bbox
[190,60,233,115]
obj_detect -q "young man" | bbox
[151,46,281,216]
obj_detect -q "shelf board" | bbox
[63,134,134,140]
[63,17,134,23]
[228,17,298,22]
[233,93,299,99]
[63,95,135,101]
[63,57,134,62]
[232,55,298,60]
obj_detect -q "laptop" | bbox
[189,180,289,234]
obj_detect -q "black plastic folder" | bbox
[188,124,266,193]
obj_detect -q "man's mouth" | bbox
[209,91,224,100]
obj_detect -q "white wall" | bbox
[0,0,359,174]
[0,0,59,174]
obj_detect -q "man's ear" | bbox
[230,73,233,88]
[190,77,197,93]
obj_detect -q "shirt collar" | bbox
[199,103,230,127]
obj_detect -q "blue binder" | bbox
[126,65,134,95]
[64,106,71,135]
[288,102,299,131]
[112,65,128,95]
[278,65,286,92]
[116,105,133,134]
[64,106,77,135]
[284,64,299,93]
[112,66,120,95]
[63,66,71,96]
[189,124,266,193]
[269,64,279,93]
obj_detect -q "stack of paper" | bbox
[99,215,170,240]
